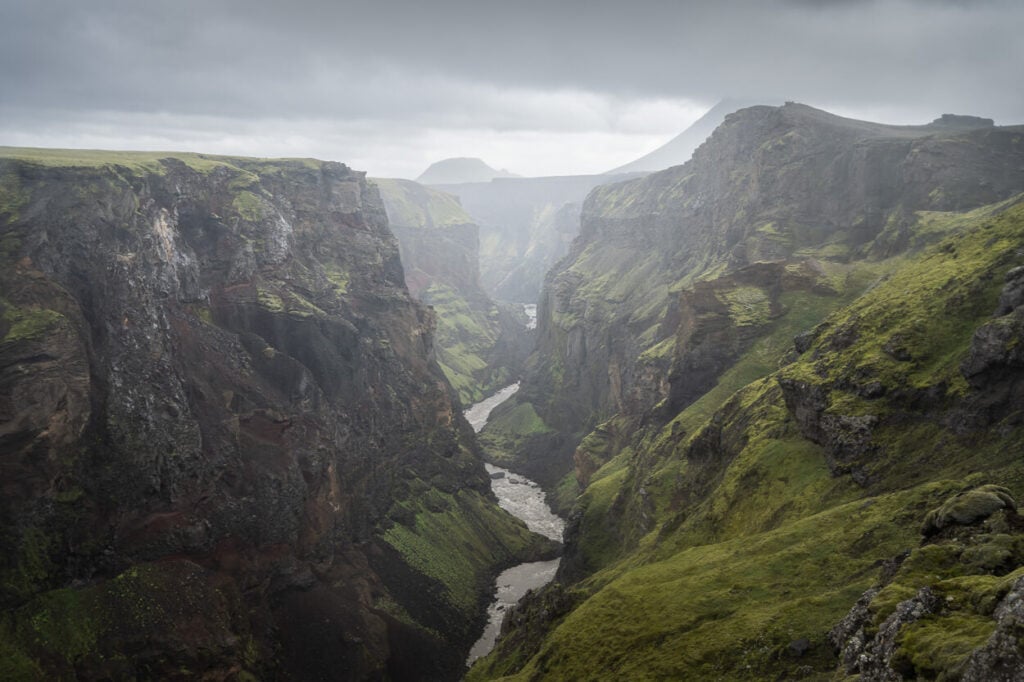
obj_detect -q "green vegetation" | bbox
[322,262,350,294]
[0,300,65,344]
[372,178,474,228]
[478,401,554,469]
[722,286,772,326]
[382,488,544,616]
[256,285,325,318]
[232,190,266,222]
[1,560,252,678]
[471,198,1024,679]
[0,146,321,175]
[422,283,512,405]
[0,168,28,224]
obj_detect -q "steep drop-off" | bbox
[0,148,548,680]
[485,104,1024,499]
[373,178,531,405]
[468,105,1024,680]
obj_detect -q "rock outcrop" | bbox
[0,149,544,680]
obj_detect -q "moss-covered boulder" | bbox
[923,485,1018,536]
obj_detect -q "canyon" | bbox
[4,100,1024,681]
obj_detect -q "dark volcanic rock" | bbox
[0,151,539,680]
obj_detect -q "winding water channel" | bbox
[464,382,565,667]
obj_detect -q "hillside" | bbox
[373,178,531,404]
[468,105,1024,679]
[0,148,551,680]
[481,103,1024,498]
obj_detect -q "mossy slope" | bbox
[500,104,1024,498]
[469,197,1024,680]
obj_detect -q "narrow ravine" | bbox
[464,377,565,667]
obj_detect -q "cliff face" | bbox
[0,149,544,680]
[467,106,1024,680]
[374,178,532,404]
[486,104,1024,494]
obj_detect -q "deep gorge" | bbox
[4,101,1024,681]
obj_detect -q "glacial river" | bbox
[464,382,565,667]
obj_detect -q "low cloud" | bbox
[1,0,1021,175]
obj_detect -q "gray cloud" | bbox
[1,0,1022,174]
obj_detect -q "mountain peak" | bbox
[607,98,770,175]
[416,157,518,185]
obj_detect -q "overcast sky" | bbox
[2,0,1022,178]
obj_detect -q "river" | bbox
[464,382,564,667]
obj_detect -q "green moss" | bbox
[255,287,324,318]
[372,178,474,228]
[478,400,557,470]
[2,526,57,605]
[0,627,43,680]
[232,190,265,222]
[574,467,631,572]
[1,300,65,344]
[474,488,929,680]
[415,283,512,405]
[322,262,350,294]
[495,402,551,436]
[477,198,1024,680]
[381,489,539,617]
[895,613,994,677]
[0,146,321,176]
[20,587,101,665]
[256,288,285,313]
[721,286,772,327]
[922,485,1016,534]
[0,169,28,223]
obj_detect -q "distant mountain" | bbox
[608,98,762,174]
[417,157,519,185]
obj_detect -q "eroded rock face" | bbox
[515,103,1024,489]
[0,153,535,679]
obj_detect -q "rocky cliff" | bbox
[468,106,1024,680]
[0,148,548,680]
[484,103,1024,498]
[373,178,531,404]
